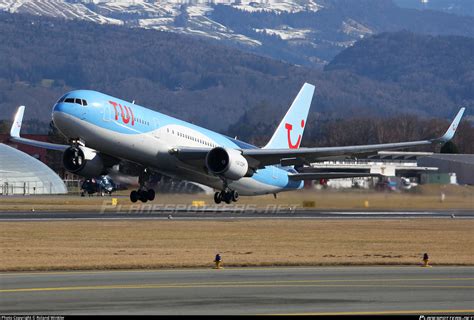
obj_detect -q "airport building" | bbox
[417,154,474,185]
[0,143,67,195]
[308,152,474,189]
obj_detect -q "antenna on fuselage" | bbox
[132,100,135,104]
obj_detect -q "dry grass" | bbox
[0,219,473,271]
[0,184,473,212]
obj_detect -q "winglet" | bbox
[435,107,465,143]
[10,106,25,138]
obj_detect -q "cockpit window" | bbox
[57,95,67,103]
[63,97,88,106]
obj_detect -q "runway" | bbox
[0,209,473,221]
[1,266,473,315]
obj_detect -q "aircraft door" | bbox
[103,104,113,122]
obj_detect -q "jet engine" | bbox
[205,147,251,180]
[63,146,105,178]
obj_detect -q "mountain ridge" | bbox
[0,13,471,133]
[1,0,474,68]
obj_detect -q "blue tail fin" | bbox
[263,83,315,149]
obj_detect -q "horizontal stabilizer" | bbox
[9,106,69,151]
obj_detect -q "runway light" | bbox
[422,253,431,267]
[213,253,223,269]
[364,200,369,208]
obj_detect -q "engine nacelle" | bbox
[205,147,250,180]
[63,146,105,178]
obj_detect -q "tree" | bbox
[0,120,10,134]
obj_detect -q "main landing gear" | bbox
[130,188,155,203]
[214,189,239,204]
[130,168,155,203]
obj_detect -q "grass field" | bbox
[0,184,473,212]
[1,185,472,271]
[0,219,473,271]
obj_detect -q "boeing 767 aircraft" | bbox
[9,83,465,204]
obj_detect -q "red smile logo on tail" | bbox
[285,119,304,149]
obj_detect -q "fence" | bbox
[63,179,82,195]
[0,181,55,195]
[0,180,80,195]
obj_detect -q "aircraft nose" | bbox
[53,102,65,113]
[52,102,68,126]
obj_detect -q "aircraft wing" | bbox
[288,172,382,181]
[241,108,465,168]
[171,108,465,170]
[9,106,69,151]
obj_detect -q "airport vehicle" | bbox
[81,175,117,197]
[9,83,465,204]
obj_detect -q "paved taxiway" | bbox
[0,209,473,221]
[1,266,473,315]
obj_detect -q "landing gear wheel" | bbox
[214,192,222,204]
[130,190,138,203]
[147,189,155,201]
[231,190,239,202]
[223,192,232,204]
[139,190,148,203]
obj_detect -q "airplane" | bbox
[9,83,465,204]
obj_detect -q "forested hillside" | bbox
[0,13,471,134]
[325,31,474,117]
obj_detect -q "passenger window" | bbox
[64,98,74,103]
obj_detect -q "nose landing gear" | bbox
[214,189,239,204]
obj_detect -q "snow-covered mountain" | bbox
[1,1,473,67]
[0,1,331,47]
[0,0,371,66]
